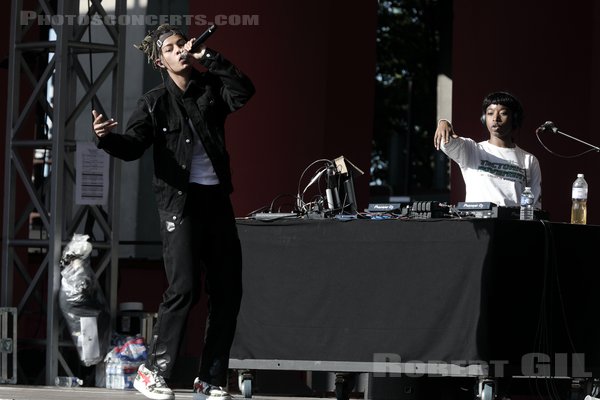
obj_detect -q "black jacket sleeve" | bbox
[95,98,154,161]
[199,49,256,113]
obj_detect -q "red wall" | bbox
[187,1,377,216]
[451,0,600,224]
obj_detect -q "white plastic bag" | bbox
[58,234,110,366]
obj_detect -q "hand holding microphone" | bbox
[180,25,217,61]
[181,39,206,61]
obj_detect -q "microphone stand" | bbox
[553,128,600,153]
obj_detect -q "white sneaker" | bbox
[133,364,174,400]
[193,377,232,400]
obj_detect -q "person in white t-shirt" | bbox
[434,91,542,208]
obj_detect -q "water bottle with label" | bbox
[519,186,535,220]
[571,173,588,224]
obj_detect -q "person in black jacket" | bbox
[92,24,254,400]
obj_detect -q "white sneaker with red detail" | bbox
[193,377,232,400]
[133,364,174,400]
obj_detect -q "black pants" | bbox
[146,184,243,386]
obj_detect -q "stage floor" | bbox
[0,386,312,400]
[0,375,583,399]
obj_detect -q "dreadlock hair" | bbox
[134,24,187,69]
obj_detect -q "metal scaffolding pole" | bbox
[2,0,125,385]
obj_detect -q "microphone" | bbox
[537,121,558,133]
[190,24,217,53]
[181,25,217,59]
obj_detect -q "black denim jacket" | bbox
[96,49,255,223]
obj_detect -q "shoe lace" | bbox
[152,371,168,388]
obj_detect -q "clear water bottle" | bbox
[571,173,588,224]
[519,186,535,220]
[55,376,83,387]
[105,358,114,389]
[113,358,125,389]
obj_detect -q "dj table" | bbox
[230,218,600,398]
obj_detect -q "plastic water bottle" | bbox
[519,186,535,220]
[55,376,83,387]
[113,357,124,389]
[571,173,588,224]
[105,358,114,389]
[106,357,122,389]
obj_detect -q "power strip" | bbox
[253,212,299,220]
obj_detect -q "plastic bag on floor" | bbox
[114,335,147,362]
[59,234,110,366]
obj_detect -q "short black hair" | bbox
[481,91,524,129]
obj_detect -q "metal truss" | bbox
[2,0,125,384]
